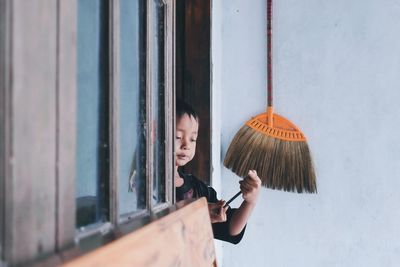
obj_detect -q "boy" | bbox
[175,99,261,244]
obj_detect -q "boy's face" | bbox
[175,113,199,167]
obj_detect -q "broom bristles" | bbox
[224,125,317,193]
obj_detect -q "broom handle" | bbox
[267,0,273,108]
[267,0,274,127]
[223,191,242,208]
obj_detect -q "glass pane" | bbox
[151,0,166,205]
[118,0,147,216]
[76,0,109,228]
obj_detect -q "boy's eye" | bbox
[191,139,197,142]
[176,136,182,140]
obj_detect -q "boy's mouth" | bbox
[177,154,188,160]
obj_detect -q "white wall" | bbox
[213,0,400,266]
[211,0,223,263]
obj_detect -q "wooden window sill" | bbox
[32,198,217,267]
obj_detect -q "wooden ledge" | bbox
[62,198,217,267]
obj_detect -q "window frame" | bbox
[76,0,176,234]
[0,0,176,265]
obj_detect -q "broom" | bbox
[223,0,316,194]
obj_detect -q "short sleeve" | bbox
[190,176,246,244]
[205,185,218,203]
[212,208,246,244]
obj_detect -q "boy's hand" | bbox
[208,200,228,223]
[240,170,262,205]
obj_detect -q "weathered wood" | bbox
[62,198,217,267]
[0,0,11,260]
[146,0,176,207]
[57,0,77,251]
[164,0,176,205]
[147,0,173,208]
[8,0,57,264]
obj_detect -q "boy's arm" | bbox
[228,170,261,236]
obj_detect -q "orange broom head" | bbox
[224,107,317,193]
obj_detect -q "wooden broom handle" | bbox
[223,191,242,208]
[267,0,274,126]
[267,0,273,108]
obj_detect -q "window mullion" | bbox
[146,0,154,211]
[164,0,175,205]
[109,0,120,225]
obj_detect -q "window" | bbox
[76,0,110,228]
[118,0,147,217]
[76,0,175,233]
[0,0,176,265]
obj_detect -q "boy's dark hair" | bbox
[176,98,199,122]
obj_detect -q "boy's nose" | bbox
[181,139,189,149]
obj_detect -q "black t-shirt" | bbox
[176,170,245,244]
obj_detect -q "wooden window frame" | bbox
[0,0,176,265]
[107,0,176,226]
[76,0,176,235]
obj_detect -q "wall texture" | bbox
[214,0,400,266]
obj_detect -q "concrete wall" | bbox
[213,0,400,266]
